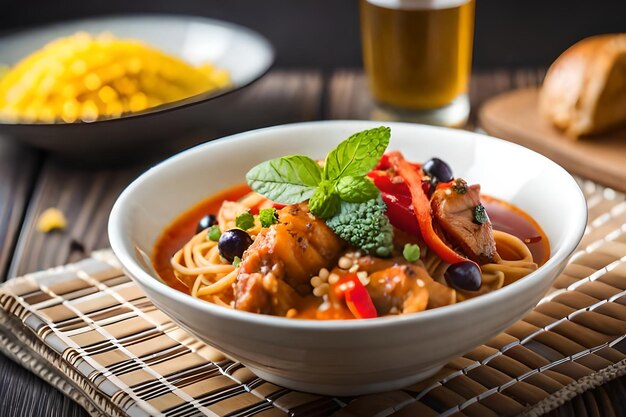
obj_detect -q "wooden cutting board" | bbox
[479,87,626,192]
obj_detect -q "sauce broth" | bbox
[153,185,550,299]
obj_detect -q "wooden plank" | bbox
[7,163,143,277]
[0,354,88,417]
[0,142,40,280]
[7,70,323,278]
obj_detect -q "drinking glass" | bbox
[360,0,475,127]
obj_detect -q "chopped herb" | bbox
[207,225,221,241]
[235,212,255,230]
[232,256,241,267]
[403,243,421,263]
[473,204,489,225]
[246,126,390,219]
[452,178,468,194]
[259,207,279,228]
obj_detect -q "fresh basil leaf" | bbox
[246,155,322,204]
[308,181,340,218]
[335,176,379,203]
[323,126,390,181]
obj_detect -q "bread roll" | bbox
[540,34,626,137]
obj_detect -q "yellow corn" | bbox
[0,32,231,123]
[36,208,67,233]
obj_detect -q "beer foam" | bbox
[366,0,470,10]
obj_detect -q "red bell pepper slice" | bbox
[375,154,422,171]
[368,169,431,236]
[368,170,411,196]
[375,154,392,170]
[333,274,378,319]
[380,192,420,236]
[388,151,468,265]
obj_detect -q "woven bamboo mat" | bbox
[0,179,625,417]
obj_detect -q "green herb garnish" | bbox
[245,127,390,218]
[246,155,322,204]
[335,176,380,203]
[323,127,390,181]
[232,256,241,267]
[308,180,341,218]
[207,225,221,241]
[403,243,421,263]
[452,178,467,194]
[473,204,489,225]
[235,212,255,230]
[259,208,279,228]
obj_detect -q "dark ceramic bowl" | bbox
[0,15,274,160]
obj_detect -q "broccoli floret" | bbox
[326,195,393,257]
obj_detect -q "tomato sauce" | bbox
[152,184,251,292]
[153,184,550,304]
[482,195,550,266]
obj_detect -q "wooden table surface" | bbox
[0,69,623,417]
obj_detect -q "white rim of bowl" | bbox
[109,120,588,331]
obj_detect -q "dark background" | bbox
[1,0,625,69]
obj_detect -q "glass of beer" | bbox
[360,0,475,127]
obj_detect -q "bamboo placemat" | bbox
[0,179,625,417]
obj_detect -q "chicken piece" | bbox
[368,266,428,314]
[357,257,456,314]
[234,203,344,315]
[234,269,302,315]
[431,182,497,264]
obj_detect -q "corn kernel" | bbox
[84,73,101,91]
[36,208,67,233]
[0,33,231,123]
[98,85,118,103]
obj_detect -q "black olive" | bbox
[196,214,218,233]
[444,261,482,292]
[422,158,454,183]
[218,229,253,262]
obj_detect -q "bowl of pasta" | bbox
[109,120,587,395]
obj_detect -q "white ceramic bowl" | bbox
[109,121,587,395]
